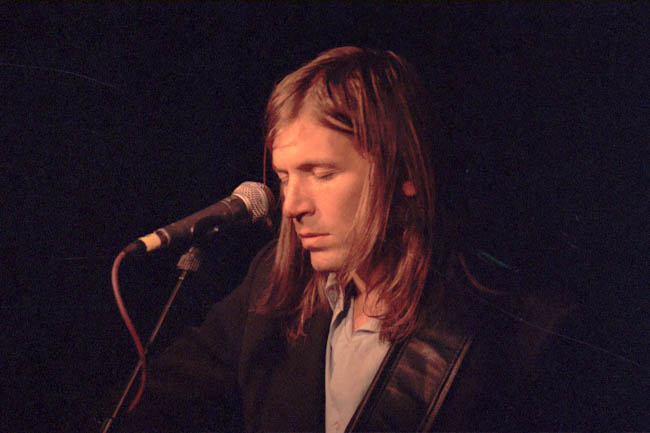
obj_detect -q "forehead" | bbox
[271,116,365,168]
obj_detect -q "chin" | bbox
[308,250,344,273]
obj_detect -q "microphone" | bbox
[123,181,274,254]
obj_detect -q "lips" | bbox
[298,232,329,249]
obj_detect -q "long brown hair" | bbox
[257,46,454,343]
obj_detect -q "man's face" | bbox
[272,115,371,272]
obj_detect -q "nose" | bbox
[282,179,313,221]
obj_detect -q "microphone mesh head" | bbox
[232,181,275,223]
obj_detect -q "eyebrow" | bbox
[271,161,338,173]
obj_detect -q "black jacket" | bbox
[112,241,646,431]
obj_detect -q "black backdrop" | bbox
[3,3,648,431]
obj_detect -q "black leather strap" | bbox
[346,296,476,432]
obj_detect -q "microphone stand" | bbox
[100,245,204,433]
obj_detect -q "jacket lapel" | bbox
[346,290,478,432]
[239,309,332,432]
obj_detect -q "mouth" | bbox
[298,232,329,249]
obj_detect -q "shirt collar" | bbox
[325,272,342,312]
[326,273,381,333]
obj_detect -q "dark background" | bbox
[2,3,648,431]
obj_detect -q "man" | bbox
[110,47,616,431]
[256,46,440,431]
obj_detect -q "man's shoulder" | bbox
[248,239,278,275]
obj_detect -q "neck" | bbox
[350,269,385,331]
[350,260,387,295]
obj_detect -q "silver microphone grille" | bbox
[232,181,275,223]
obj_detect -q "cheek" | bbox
[317,188,358,227]
[338,180,366,222]
[344,192,362,219]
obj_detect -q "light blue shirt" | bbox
[324,274,390,433]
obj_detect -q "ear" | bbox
[401,181,416,197]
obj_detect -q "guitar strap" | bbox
[345,294,477,432]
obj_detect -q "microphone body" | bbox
[124,181,274,254]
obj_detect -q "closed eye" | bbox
[314,170,336,181]
[274,172,288,186]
